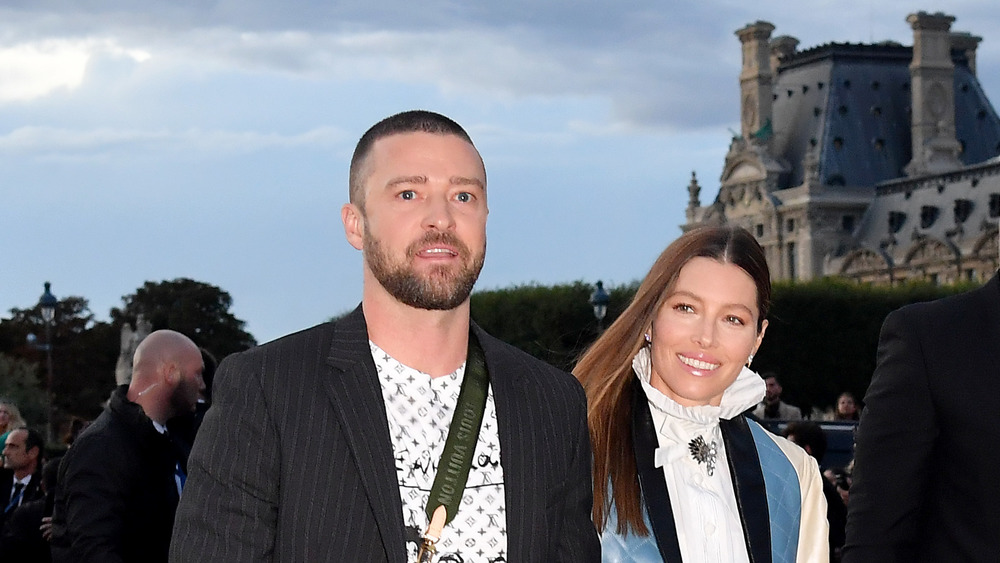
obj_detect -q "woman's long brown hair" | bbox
[573,225,771,535]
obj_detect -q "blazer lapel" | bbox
[322,306,406,560]
[476,324,532,562]
[720,415,772,563]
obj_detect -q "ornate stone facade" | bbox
[684,12,1000,284]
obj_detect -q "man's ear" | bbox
[342,203,364,251]
[162,361,181,386]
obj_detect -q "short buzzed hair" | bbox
[22,428,44,457]
[348,110,480,209]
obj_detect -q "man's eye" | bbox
[456,192,472,203]
[399,190,416,200]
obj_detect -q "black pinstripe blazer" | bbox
[170,306,600,562]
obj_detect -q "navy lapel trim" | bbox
[321,306,406,561]
[631,380,684,562]
[720,415,772,563]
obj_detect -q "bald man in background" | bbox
[51,330,204,563]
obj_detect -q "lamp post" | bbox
[38,282,57,443]
[589,280,610,334]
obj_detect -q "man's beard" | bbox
[364,229,485,310]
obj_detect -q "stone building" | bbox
[683,11,1000,284]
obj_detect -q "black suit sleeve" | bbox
[556,382,601,562]
[842,306,937,562]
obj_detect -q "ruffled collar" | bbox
[632,346,765,426]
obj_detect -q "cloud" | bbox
[0,125,344,159]
[0,36,149,102]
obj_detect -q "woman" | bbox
[575,226,827,562]
[831,392,860,421]
[0,400,27,446]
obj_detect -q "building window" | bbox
[755,224,764,237]
[786,218,795,233]
[990,194,1000,218]
[842,215,855,232]
[787,242,797,280]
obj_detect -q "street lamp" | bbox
[589,280,610,333]
[38,282,57,443]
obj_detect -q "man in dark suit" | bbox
[1,428,44,532]
[843,270,1000,562]
[170,110,600,562]
[50,330,205,563]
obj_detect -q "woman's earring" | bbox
[644,333,652,345]
[746,354,754,368]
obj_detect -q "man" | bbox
[843,270,1000,562]
[0,457,59,562]
[1,428,44,532]
[752,372,803,420]
[51,329,204,563]
[171,110,600,562]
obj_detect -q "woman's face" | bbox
[0,405,9,427]
[648,257,766,407]
[837,395,857,416]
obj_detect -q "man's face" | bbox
[2,430,37,472]
[171,348,205,415]
[346,131,488,310]
[764,377,782,402]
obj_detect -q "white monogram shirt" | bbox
[372,341,507,563]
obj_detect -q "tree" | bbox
[110,278,256,361]
[0,296,118,433]
[470,281,635,372]
[0,354,47,427]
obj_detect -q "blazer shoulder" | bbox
[223,320,342,366]
[891,272,1000,324]
[474,327,584,395]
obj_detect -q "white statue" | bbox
[114,314,152,385]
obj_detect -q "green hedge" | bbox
[471,277,974,415]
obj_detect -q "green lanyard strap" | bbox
[424,330,490,526]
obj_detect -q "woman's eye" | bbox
[725,315,745,326]
[673,303,694,313]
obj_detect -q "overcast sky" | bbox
[4,0,999,344]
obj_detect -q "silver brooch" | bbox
[688,435,718,476]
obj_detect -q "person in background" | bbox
[843,269,1000,562]
[50,330,204,563]
[0,401,27,449]
[167,347,218,459]
[1,428,44,535]
[784,420,847,561]
[575,225,827,562]
[0,457,59,562]
[752,372,803,420]
[830,392,860,421]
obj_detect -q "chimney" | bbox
[736,21,775,143]
[904,11,963,177]
[770,35,799,76]
[950,31,982,76]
